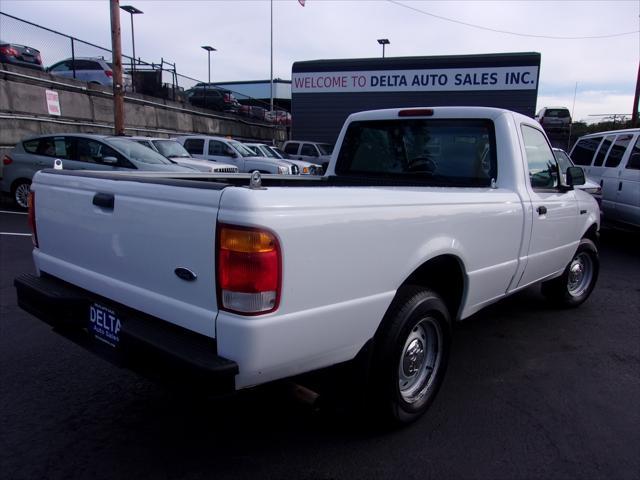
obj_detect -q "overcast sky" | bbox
[1,0,638,122]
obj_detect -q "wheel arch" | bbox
[400,254,467,321]
[582,222,599,247]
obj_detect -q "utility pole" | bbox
[110,0,125,135]
[632,61,639,128]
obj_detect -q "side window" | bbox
[571,137,602,166]
[34,137,69,158]
[74,138,127,166]
[521,125,558,189]
[592,136,614,167]
[49,61,70,72]
[300,144,318,157]
[284,143,299,155]
[74,60,101,70]
[604,134,633,168]
[625,137,640,170]
[23,139,40,153]
[208,140,226,156]
[183,139,204,155]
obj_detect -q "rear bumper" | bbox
[14,273,238,392]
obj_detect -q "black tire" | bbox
[541,238,599,308]
[11,179,31,210]
[368,285,451,426]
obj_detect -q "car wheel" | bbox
[368,285,451,426]
[12,179,31,210]
[541,238,599,307]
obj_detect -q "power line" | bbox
[386,0,639,40]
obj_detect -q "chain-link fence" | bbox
[0,11,285,121]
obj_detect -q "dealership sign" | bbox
[292,66,538,93]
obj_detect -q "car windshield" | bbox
[106,138,173,165]
[257,145,278,158]
[230,141,256,157]
[270,147,287,159]
[553,149,573,172]
[152,140,191,158]
[318,143,334,155]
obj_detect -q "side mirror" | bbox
[102,156,118,165]
[566,166,585,187]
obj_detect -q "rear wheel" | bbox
[368,286,451,426]
[541,238,599,307]
[11,179,31,210]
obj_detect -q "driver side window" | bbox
[521,125,559,190]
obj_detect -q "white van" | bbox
[570,128,640,228]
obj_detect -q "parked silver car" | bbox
[244,143,321,175]
[48,57,132,89]
[175,135,297,174]
[2,134,191,208]
[129,136,239,173]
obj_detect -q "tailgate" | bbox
[31,171,226,337]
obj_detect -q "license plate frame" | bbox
[88,302,122,347]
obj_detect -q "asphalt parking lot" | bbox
[1,203,638,480]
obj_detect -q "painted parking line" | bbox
[0,210,28,215]
[0,232,32,237]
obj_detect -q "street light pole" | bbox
[201,45,216,110]
[377,38,390,58]
[120,5,143,93]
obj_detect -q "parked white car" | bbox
[282,140,333,170]
[130,137,238,173]
[244,143,321,175]
[175,135,296,174]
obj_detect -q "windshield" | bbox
[106,138,173,165]
[152,140,191,158]
[229,141,256,158]
[553,149,573,172]
[318,143,334,155]
[270,147,287,159]
[257,145,278,158]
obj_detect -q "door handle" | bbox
[93,192,114,209]
[537,206,547,215]
[618,182,623,191]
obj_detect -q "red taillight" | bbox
[398,108,434,117]
[223,93,231,103]
[28,191,38,248]
[2,154,12,166]
[217,224,281,315]
[35,52,42,64]
[105,70,113,78]
[0,46,19,56]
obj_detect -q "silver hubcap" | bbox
[398,317,442,404]
[567,252,593,297]
[15,183,30,209]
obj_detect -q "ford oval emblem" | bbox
[174,267,197,282]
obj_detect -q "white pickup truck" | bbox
[15,107,600,425]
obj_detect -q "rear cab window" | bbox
[284,143,299,155]
[183,138,205,155]
[335,118,496,186]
